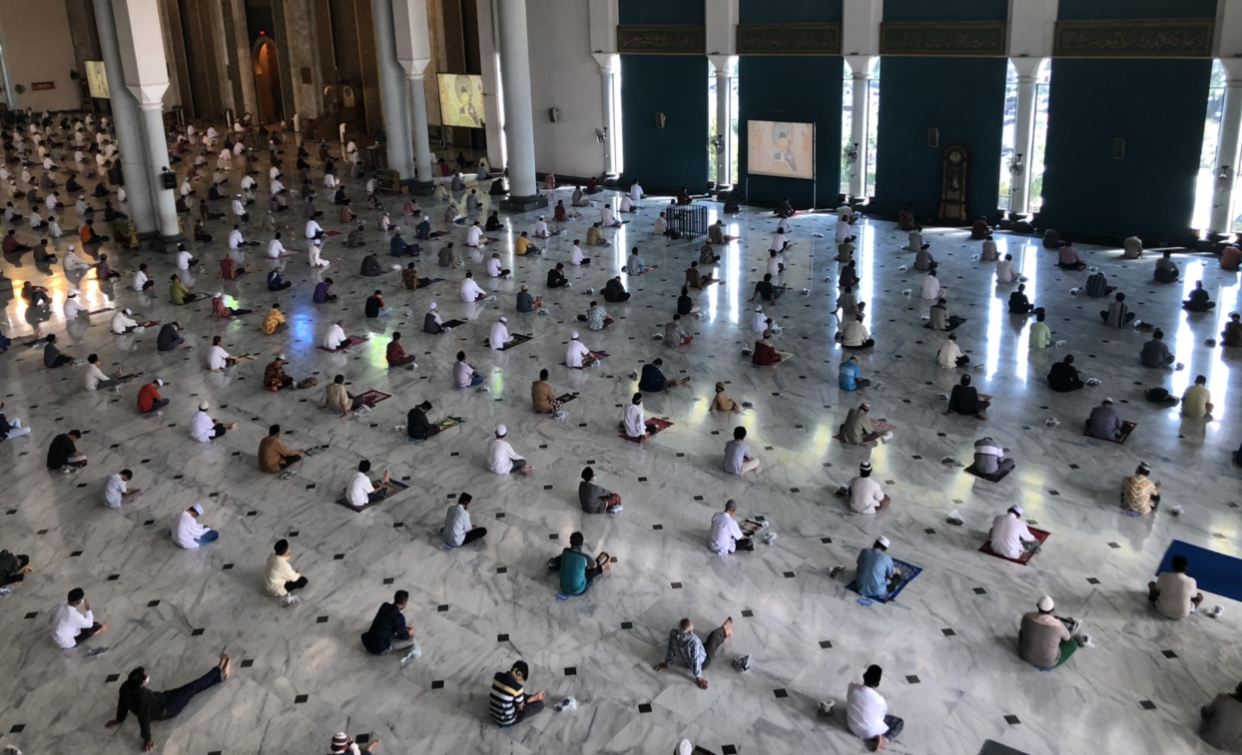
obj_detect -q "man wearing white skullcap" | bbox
[848,462,891,514]
[487,424,532,475]
[988,505,1037,560]
[1019,594,1084,670]
[172,503,218,548]
[853,536,896,600]
[564,331,601,368]
[751,305,768,333]
[424,302,444,334]
[489,316,514,350]
[190,401,238,443]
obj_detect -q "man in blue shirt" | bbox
[638,358,689,392]
[854,537,897,600]
[360,590,417,655]
[389,228,417,257]
[839,355,870,390]
[558,532,611,596]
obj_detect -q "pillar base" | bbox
[150,234,187,254]
[406,180,436,197]
[500,194,549,213]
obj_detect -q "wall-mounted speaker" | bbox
[1113,137,1126,159]
[655,112,666,129]
[548,107,560,123]
[928,128,939,148]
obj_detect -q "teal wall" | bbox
[618,0,704,25]
[1038,59,1211,246]
[1057,0,1217,20]
[620,55,709,194]
[872,56,1008,223]
[739,0,840,23]
[736,56,843,208]
[883,0,1008,22]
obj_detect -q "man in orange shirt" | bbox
[258,424,303,474]
[137,379,169,414]
[80,218,109,244]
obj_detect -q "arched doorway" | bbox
[252,38,284,125]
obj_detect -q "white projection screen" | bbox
[746,120,814,180]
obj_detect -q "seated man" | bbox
[928,298,949,331]
[852,537,897,600]
[586,223,609,247]
[1220,244,1241,271]
[1154,250,1179,282]
[454,351,486,388]
[324,375,367,418]
[579,300,612,331]
[1224,312,1242,347]
[750,273,785,305]
[722,426,759,475]
[1182,374,1214,418]
[678,287,700,316]
[490,661,545,727]
[406,401,441,441]
[707,219,735,245]
[579,467,622,514]
[401,263,432,292]
[263,539,308,604]
[988,505,1035,559]
[970,216,990,239]
[1147,553,1207,618]
[913,247,935,272]
[840,315,874,349]
[1056,241,1086,271]
[839,355,869,390]
[386,332,416,368]
[359,253,384,277]
[1047,354,1084,392]
[390,228,417,257]
[1019,595,1084,670]
[345,460,390,508]
[638,358,688,391]
[980,235,998,261]
[546,263,569,288]
[937,333,969,368]
[838,402,884,446]
[1085,398,1127,441]
[752,331,790,366]
[626,248,651,275]
[848,462,891,514]
[360,590,418,656]
[266,269,291,291]
[258,425,303,472]
[1183,280,1216,312]
[847,665,904,752]
[970,436,1016,480]
[263,355,294,391]
[654,616,733,690]
[664,315,693,347]
[558,531,611,596]
[1121,462,1161,515]
[262,304,287,335]
[172,504,218,548]
[603,276,630,302]
[1008,283,1036,314]
[424,303,444,334]
[620,393,655,443]
[1085,270,1116,298]
[897,206,917,231]
[996,253,1018,283]
[1200,682,1242,752]
[685,261,713,289]
[1122,235,1144,259]
[443,493,487,546]
[946,374,988,420]
[707,499,753,554]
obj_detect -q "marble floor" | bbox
[0,148,1240,755]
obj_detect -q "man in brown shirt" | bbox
[1201,682,1242,752]
[258,424,303,473]
[685,261,713,289]
[531,369,563,414]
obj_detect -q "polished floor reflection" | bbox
[1,164,1239,755]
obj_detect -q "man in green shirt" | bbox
[168,274,202,305]
[1029,311,1050,349]
[1182,374,1213,418]
[558,532,611,596]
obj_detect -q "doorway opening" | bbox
[252,38,284,125]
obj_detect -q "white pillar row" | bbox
[373,0,416,182]
[1211,58,1242,234]
[111,0,181,247]
[91,0,156,237]
[845,56,875,199]
[707,55,734,188]
[393,0,435,191]
[589,0,619,177]
[495,0,546,210]
[475,0,507,178]
[1008,56,1043,217]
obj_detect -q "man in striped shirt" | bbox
[489,661,545,727]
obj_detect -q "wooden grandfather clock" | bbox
[938,146,969,224]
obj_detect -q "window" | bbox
[708,58,738,187]
[999,59,1051,213]
[841,70,853,195]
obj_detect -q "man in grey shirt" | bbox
[723,427,759,475]
[1019,595,1083,670]
[1139,329,1174,368]
[578,467,621,514]
[1085,399,1125,441]
[1201,682,1242,752]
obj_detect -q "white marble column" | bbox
[845,56,875,199]
[593,54,617,176]
[496,0,546,210]
[393,0,435,192]
[1009,57,1043,216]
[373,0,416,182]
[708,55,734,188]
[1211,59,1242,234]
[92,0,156,237]
[111,0,181,247]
